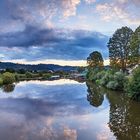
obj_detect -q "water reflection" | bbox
[0,79,139,140]
[87,83,104,107]
[0,79,115,140]
[86,82,140,140]
[1,84,15,93]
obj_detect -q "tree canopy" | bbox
[108,26,133,71]
[87,51,104,70]
[130,26,140,65]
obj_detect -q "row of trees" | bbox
[87,26,140,71]
[86,26,140,100]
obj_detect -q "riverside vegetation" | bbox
[0,70,57,86]
[86,26,140,101]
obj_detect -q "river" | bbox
[0,79,140,140]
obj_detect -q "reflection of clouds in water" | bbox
[96,124,115,140]
[0,80,115,140]
[18,79,84,86]
[0,111,25,127]
[0,79,85,99]
[0,110,77,140]
[64,127,77,140]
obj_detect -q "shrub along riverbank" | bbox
[0,72,16,85]
[86,66,140,101]
[0,71,53,86]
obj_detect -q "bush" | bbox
[0,78,3,85]
[86,70,95,81]
[114,71,126,90]
[15,74,19,81]
[106,81,119,90]
[25,72,33,78]
[99,72,114,86]
[125,66,140,101]
[95,71,106,80]
[95,79,101,84]
[87,68,127,91]
[2,72,16,84]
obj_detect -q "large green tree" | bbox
[87,51,104,69]
[108,26,133,71]
[130,26,140,65]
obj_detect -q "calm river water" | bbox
[0,79,140,140]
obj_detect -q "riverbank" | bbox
[0,70,86,86]
[86,66,140,101]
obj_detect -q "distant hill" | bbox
[0,62,78,72]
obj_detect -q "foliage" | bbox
[25,72,33,78]
[15,74,19,81]
[114,71,126,89]
[94,70,106,80]
[86,70,95,81]
[77,66,86,73]
[130,26,140,65]
[125,66,140,101]
[2,72,16,84]
[18,69,26,74]
[0,78,3,85]
[106,81,119,90]
[99,71,114,86]
[87,51,104,70]
[5,68,15,73]
[108,26,133,71]
[87,69,126,91]
[42,73,52,79]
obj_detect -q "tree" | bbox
[108,26,133,72]
[2,72,16,84]
[18,69,26,74]
[5,68,15,73]
[130,26,140,65]
[87,51,104,70]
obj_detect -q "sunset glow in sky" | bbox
[0,0,140,66]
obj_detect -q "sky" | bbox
[0,0,140,66]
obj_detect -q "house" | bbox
[50,75,60,80]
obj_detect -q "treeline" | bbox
[0,62,78,72]
[87,26,140,101]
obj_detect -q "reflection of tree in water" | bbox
[2,84,15,93]
[86,82,104,107]
[86,82,140,140]
[106,91,140,140]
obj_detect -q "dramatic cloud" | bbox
[0,0,139,65]
[0,25,109,62]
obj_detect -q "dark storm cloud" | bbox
[0,25,108,47]
[0,25,109,60]
[0,25,64,47]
